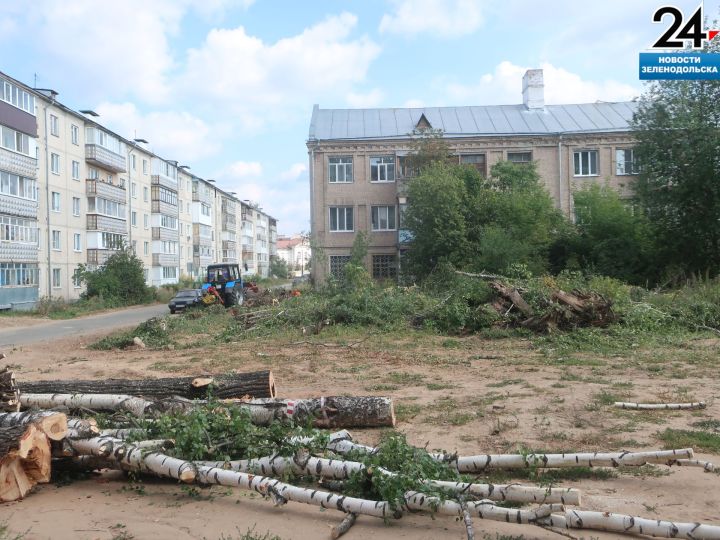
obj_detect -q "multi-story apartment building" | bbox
[307,69,639,282]
[0,74,39,309]
[0,70,278,309]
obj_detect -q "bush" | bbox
[78,247,150,305]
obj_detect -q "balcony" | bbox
[151,174,178,190]
[86,179,126,203]
[222,200,237,215]
[241,243,253,253]
[87,249,117,265]
[85,144,126,173]
[152,200,177,215]
[222,240,237,250]
[152,253,177,266]
[152,227,179,241]
[0,147,37,179]
[87,214,126,234]
[192,188,213,205]
[0,193,37,219]
[222,217,237,233]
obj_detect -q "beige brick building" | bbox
[307,69,639,282]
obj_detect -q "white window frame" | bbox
[371,205,397,231]
[370,156,395,182]
[143,186,148,202]
[616,148,639,176]
[70,124,79,145]
[72,197,80,217]
[50,114,59,137]
[507,151,532,164]
[573,150,599,177]
[52,268,61,288]
[71,160,80,180]
[131,211,137,227]
[144,214,149,229]
[73,233,82,252]
[144,241,149,255]
[51,191,61,212]
[329,206,354,232]
[131,182,137,198]
[50,153,60,174]
[51,230,61,251]
[328,156,353,183]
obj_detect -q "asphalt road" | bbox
[0,303,168,347]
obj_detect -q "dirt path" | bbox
[2,329,720,540]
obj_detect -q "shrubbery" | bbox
[77,247,150,305]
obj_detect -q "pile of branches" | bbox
[243,288,294,309]
[2,367,719,539]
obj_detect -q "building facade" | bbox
[277,235,311,276]
[0,71,278,310]
[307,69,639,283]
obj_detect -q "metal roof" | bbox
[308,102,639,141]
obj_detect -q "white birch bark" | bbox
[566,509,720,539]
[403,492,559,522]
[113,445,196,482]
[67,435,121,458]
[67,417,99,438]
[614,401,706,410]
[0,410,68,441]
[20,393,155,416]
[670,459,715,472]
[98,428,145,439]
[198,455,581,504]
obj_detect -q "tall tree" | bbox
[632,40,720,279]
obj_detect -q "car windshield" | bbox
[176,291,197,298]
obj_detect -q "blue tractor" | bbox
[201,263,244,307]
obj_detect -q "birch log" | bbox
[614,401,706,410]
[0,410,68,440]
[19,393,190,416]
[670,459,715,472]
[199,454,581,504]
[565,510,720,539]
[0,367,20,412]
[19,370,276,399]
[331,513,357,539]
[0,423,51,501]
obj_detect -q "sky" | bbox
[1,0,718,235]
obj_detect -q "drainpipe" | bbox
[43,98,54,297]
[308,143,315,279]
[557,134,564,216]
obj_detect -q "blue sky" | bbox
[1,0,718,234]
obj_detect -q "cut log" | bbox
[669,459,715,472]
[0,423,51,501]
[0,411,68,441]
[19,370,276,399]
[19,394,192,417]
[565,509,720,539]
[490,281,534,317]
[0,367,20,412]
[0,457,32,502]
[614,401,706,410]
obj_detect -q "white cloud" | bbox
[95,102,219,162]
[402,98,425,108]
[280,163,308,181]
[445,61,640,105]
[346,89,384,107]
[379,0,483,37]
[179,13,381,126]
[220,161,264,180]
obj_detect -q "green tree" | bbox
[269,257,290,279]
[571,184,652,284]
[77,246,150,305]
[632,38,720,280]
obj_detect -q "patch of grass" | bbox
[692,419,720,431]
[0,522,26,540]
[487,378,524,387]
[216,527,283,540]
[388,371,425,385]
[365,383,400,392]
[658,429,720,453]
[394,403,423,422]
[617,464,670,478]
[425,382,454,390]
[441,338,464,348]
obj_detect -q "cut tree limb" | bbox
[19,370,276,399]
[565,509,720,539]
[614,401,706,410]
[0,411,68,440]
[0,367,20,412]
[331,512,357,539]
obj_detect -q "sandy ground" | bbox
[2,322,720,540]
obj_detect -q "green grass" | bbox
[658,429,720,453]
[394,403,423,421]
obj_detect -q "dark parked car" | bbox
[168,289,202,314]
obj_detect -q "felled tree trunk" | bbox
[19,370,276,399]
[19,394,193,417]
[565,509,720,539]
[614,401,706,410]
[0,423,51,502]
[0,411,68,441]
[0,367,20,412]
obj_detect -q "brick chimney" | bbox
[522,69,544,110]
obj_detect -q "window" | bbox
[131,211,137,226]
[573,150,599,176]
[51,230,61,250]
[73,268,82,288]
[0,216,38,244]
[143,186,148,202]
[186,203,190,214]
[131,154,136,170]
[73,233,81,252]
[51,192,61,212]
[70,124,79,145]
[52,268,61,288]
[71,160,80,180]
[329,255,352,278]
[49,114,59,136]
[0,262,39,287]
[162,266,178,279]
[72,197,80,216]
[131,240,137,253]
[372,255,397,280]
[142,159,148,174]
[101,232,124,249]
[329,207,353,232]
[0,125,31,155]
[507,151,532,164]
[0,77,36,114]
[371,206,396,231]
[131,183,137,198]
[328,156,353,183]
[152,186,178,206]
[50,153,60,174]
[460,154,487,176]
[144,241,149,255]
[616,149,639,175]
[88,197,126,219]
[0,172,37,200]
[370,156,395,182]
[144,214,149,229]
[162,241,178,254]
[201,203,211,216]
[160,214,177,229]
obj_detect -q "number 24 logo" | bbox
[652,5,718,49]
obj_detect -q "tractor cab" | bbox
[202,263,244,306]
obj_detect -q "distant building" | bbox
[307,69,639,283]
[277,235,311,276]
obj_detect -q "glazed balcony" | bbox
[85,144,126,173]
[86,178,126,203]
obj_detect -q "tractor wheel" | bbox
[225,291,237,307]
